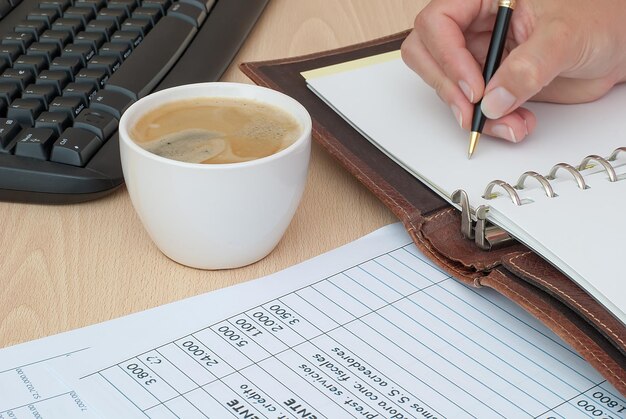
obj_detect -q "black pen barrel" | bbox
[471,5,513,133]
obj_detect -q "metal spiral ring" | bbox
[546,163,588,189]
[578,155,617,182]
[451,189,473,239]
[482,180,522,206]
[514,171,556,198]
[608,147,626,162]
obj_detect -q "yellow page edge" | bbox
[301,50,401,80]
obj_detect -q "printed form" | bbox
[0,224,624,419]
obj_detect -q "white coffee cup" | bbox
[118,82,311,269]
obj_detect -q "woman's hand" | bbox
[401,0,626,142]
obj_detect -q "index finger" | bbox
[415,0,492,102]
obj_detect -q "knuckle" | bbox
[438,50,457,76]
[414,9,437,36]
[549,19,572,44]
[400,32,423,74]
[507,55,545,93]
[414,11,428,31]
[400,34,414,64]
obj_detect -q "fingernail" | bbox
[451,105,463,128]
[458,80,474,102]
[491,124,518,142]
[482,87,516,119]
[523,118,529,136]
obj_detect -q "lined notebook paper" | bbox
[1,224,623,418]
[303,51,626,326]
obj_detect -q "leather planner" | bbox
[240,31,626,395]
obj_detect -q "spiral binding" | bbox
[482,147,625,205]
[455,147,626,250]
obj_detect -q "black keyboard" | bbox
[0,0,268,203]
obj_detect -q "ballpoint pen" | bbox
[468,0,516,159]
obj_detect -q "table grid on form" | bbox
[0,349,90,417]
[80,243,625,419]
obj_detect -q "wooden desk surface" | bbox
[0,0,425,348]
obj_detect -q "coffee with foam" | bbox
[130,97,301,164]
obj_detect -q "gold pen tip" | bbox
[468,131,480,159]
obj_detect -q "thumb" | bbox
[481,22,576,119]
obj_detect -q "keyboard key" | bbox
[142,0,171,14]
[27,42,60,64]
[73,107,116,139]
[120,18,151,37]
[0,83,19,104]
[85,19,116,40]
[74,31,106,50]
[14,127,56,160]
[14,54,47,76]
[107,0,137,14]
[0,99,7,120]
[8,98,45,125]
[167,2,205,27]
[50,55,83,79]
[0,0,11,19]
[75,67,108,89]
[63,81,96,103]
[49,95,85,119]
[0,68,35,90]
[63,6,96,26]
[52,18,84,37]
[36,69,70,94]
[0,118,21,149]
[62,43,95,65]
[0,44,21,65]
[99,42,131,61]
[90,89,132,118]
[2,32,36,53]
[22,83,57,107]
[97,8,127,27]
[105,16,195,99]
[75,0,106,13]
[87,54,119,75]
[180,0,214,12]
[15,19,48,40]
[0,100,7,119]
[50,127,101,166]
[27,9,60,26]
[39,29,72,49]
[39,0,71,14]
[132,7,162,26]
[110,31,141,50]
[35,111,71,135]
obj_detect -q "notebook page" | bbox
[486,162,626,325]
[1,224,623,418]
[303,51,626,206]
[304,51,626,326]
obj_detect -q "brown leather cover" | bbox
[240,31,626,395]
